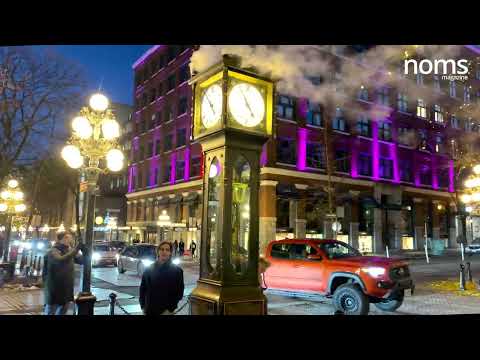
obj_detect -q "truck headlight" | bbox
[92,252,101,261]
[37,242,45,250]
[361,267,386,278]
[141,259,154,267]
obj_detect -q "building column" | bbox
[349,190,360,249]
[373,208,383,253]
[448,202,457,248]
[259,180,278,255]
[127,201,132,223]
[431,200,441,242]
[413,197,425,250]
[295,184,308,239]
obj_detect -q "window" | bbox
[434,105,444,124]
[152,168,158,186]
[451,139,458,158]
[358,87,369,101]
[159,55,166,70]
[271,243,291,259]
[335,150,350,173]
[191,156,201,178]
[417,99,427,118]
[438,169,449,188]
[155,139,161,155]
[358,153,372,176]
[138,170,143,189]
[419,130,428,151]
[178,96,188,115]
[149,88,156,103]
[397,127,412,146]
[150,114,156,129]
[176,128,186,148]
[306,101,322,126]
[276,95,295,120]
[319,242,361,259]
[476,69,480,80]
[276,138,297,165]
[449,81,456,97]
[164,103,174,122]
[465,118,473,132]
[416,73,424,85]
[420,165,431,186]
[397,93,408,112]
[167,74,176,92]
[167,46,178,63]
[464,85,471,103]
[333,108,347,132]
[433,75,441,92]
[435,135,444,153]
[179,64,190,84]
[306,143,325,169]
[142,93,148,108]
[176,160,185,181]
[163,163,171,183]
[139,145,145,161]
[356,114,371,137]
[155,111,162,127]
[147,141,153,158]
[378,121,392,141]
[379,158,393,179]
[376,87,390,106]
[164,133,173,152]
[400,158,413,183]
[451,115,459,129]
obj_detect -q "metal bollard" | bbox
[109,293,117,315]
[466,262,473,282]
[459,263,466,291]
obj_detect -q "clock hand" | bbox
[239,86,255,120]
[204,93,216,117]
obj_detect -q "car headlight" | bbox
[361,267,386,278]
[172,258,181,265]
[37,242,45,250]
[24,243,32,250]
[141,259,154,267]
[92,252,101,261]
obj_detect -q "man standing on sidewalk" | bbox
[43,231,82,315]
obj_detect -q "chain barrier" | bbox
[108,292,190,315]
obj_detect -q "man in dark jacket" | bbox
[43,231,82,315]
[139,241,184,316]
[178,240,185,257]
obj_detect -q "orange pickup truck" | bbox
[263,239,414,315]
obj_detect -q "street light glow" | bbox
[89,93,109,112]
[101,119,120,140]
[14,204,26,212]
[0,203,7,212]
[72,116,93,139]
[7,179,18,189]
[14,191,24,201]
[474,164,480,175]
[106,149,124,172]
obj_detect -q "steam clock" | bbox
[189,55,274,315]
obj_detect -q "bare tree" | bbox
[0,46,86,181]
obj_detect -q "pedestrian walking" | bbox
[139,241,184,316]
[190,240,197,259]
[43,231,83,315]
[178,240,185,257]
[173,240,178,257]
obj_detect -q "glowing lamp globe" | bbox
[14,191,24,201]
[473,192,480,202]
[89,93,109,112]
[15,204,26,212]
[461,194,472,203]
[95,216,104,225]
[209,163,219,178]
[106,149,124,172]
[72,116,93,139]
[7,179,18,189]
[1,191,10,200]
[67,155,84,169]
[62,145,80,162]
[466,206,473,213]
[474,164,480,175]
[0,203,7,212]
[101,119,120,140]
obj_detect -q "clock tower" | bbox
[189,55,274,315]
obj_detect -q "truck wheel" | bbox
[332,284,369,315]
[374,290,404,312]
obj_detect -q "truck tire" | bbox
[332,284,369,315]
[374,290,404,312]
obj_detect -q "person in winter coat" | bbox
[190,240,197,259]
[178,240,185,257]
[172,240,178,257]
[139,241,184,316]
[43,231,82,315]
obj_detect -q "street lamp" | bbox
[61,93,124,315]
[0,178,27,262]
[157,210,172,244]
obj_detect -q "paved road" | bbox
[2,255,480,315]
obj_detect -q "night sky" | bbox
[45,45,153,105]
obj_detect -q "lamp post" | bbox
[0,178,27,262]
[157,210,171,244]
[61,93,124,315]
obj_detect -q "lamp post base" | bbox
[189,280,267,315]
[75,292,97,315]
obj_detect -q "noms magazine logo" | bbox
[404,58,470,81]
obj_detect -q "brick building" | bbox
[126,45,480,253]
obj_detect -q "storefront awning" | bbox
[183,193,199,202]
[157,197,170,205]
[360,196,380,208]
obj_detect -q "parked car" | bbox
[92,244,118,267]
[263,239,414,315]
[117,244,158,277]
[108,241,127,252]
[466,239,480,255]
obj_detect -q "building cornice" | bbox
[126,180,202,199]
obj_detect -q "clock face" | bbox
[201,84,223,129]
[228,83,265,127]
